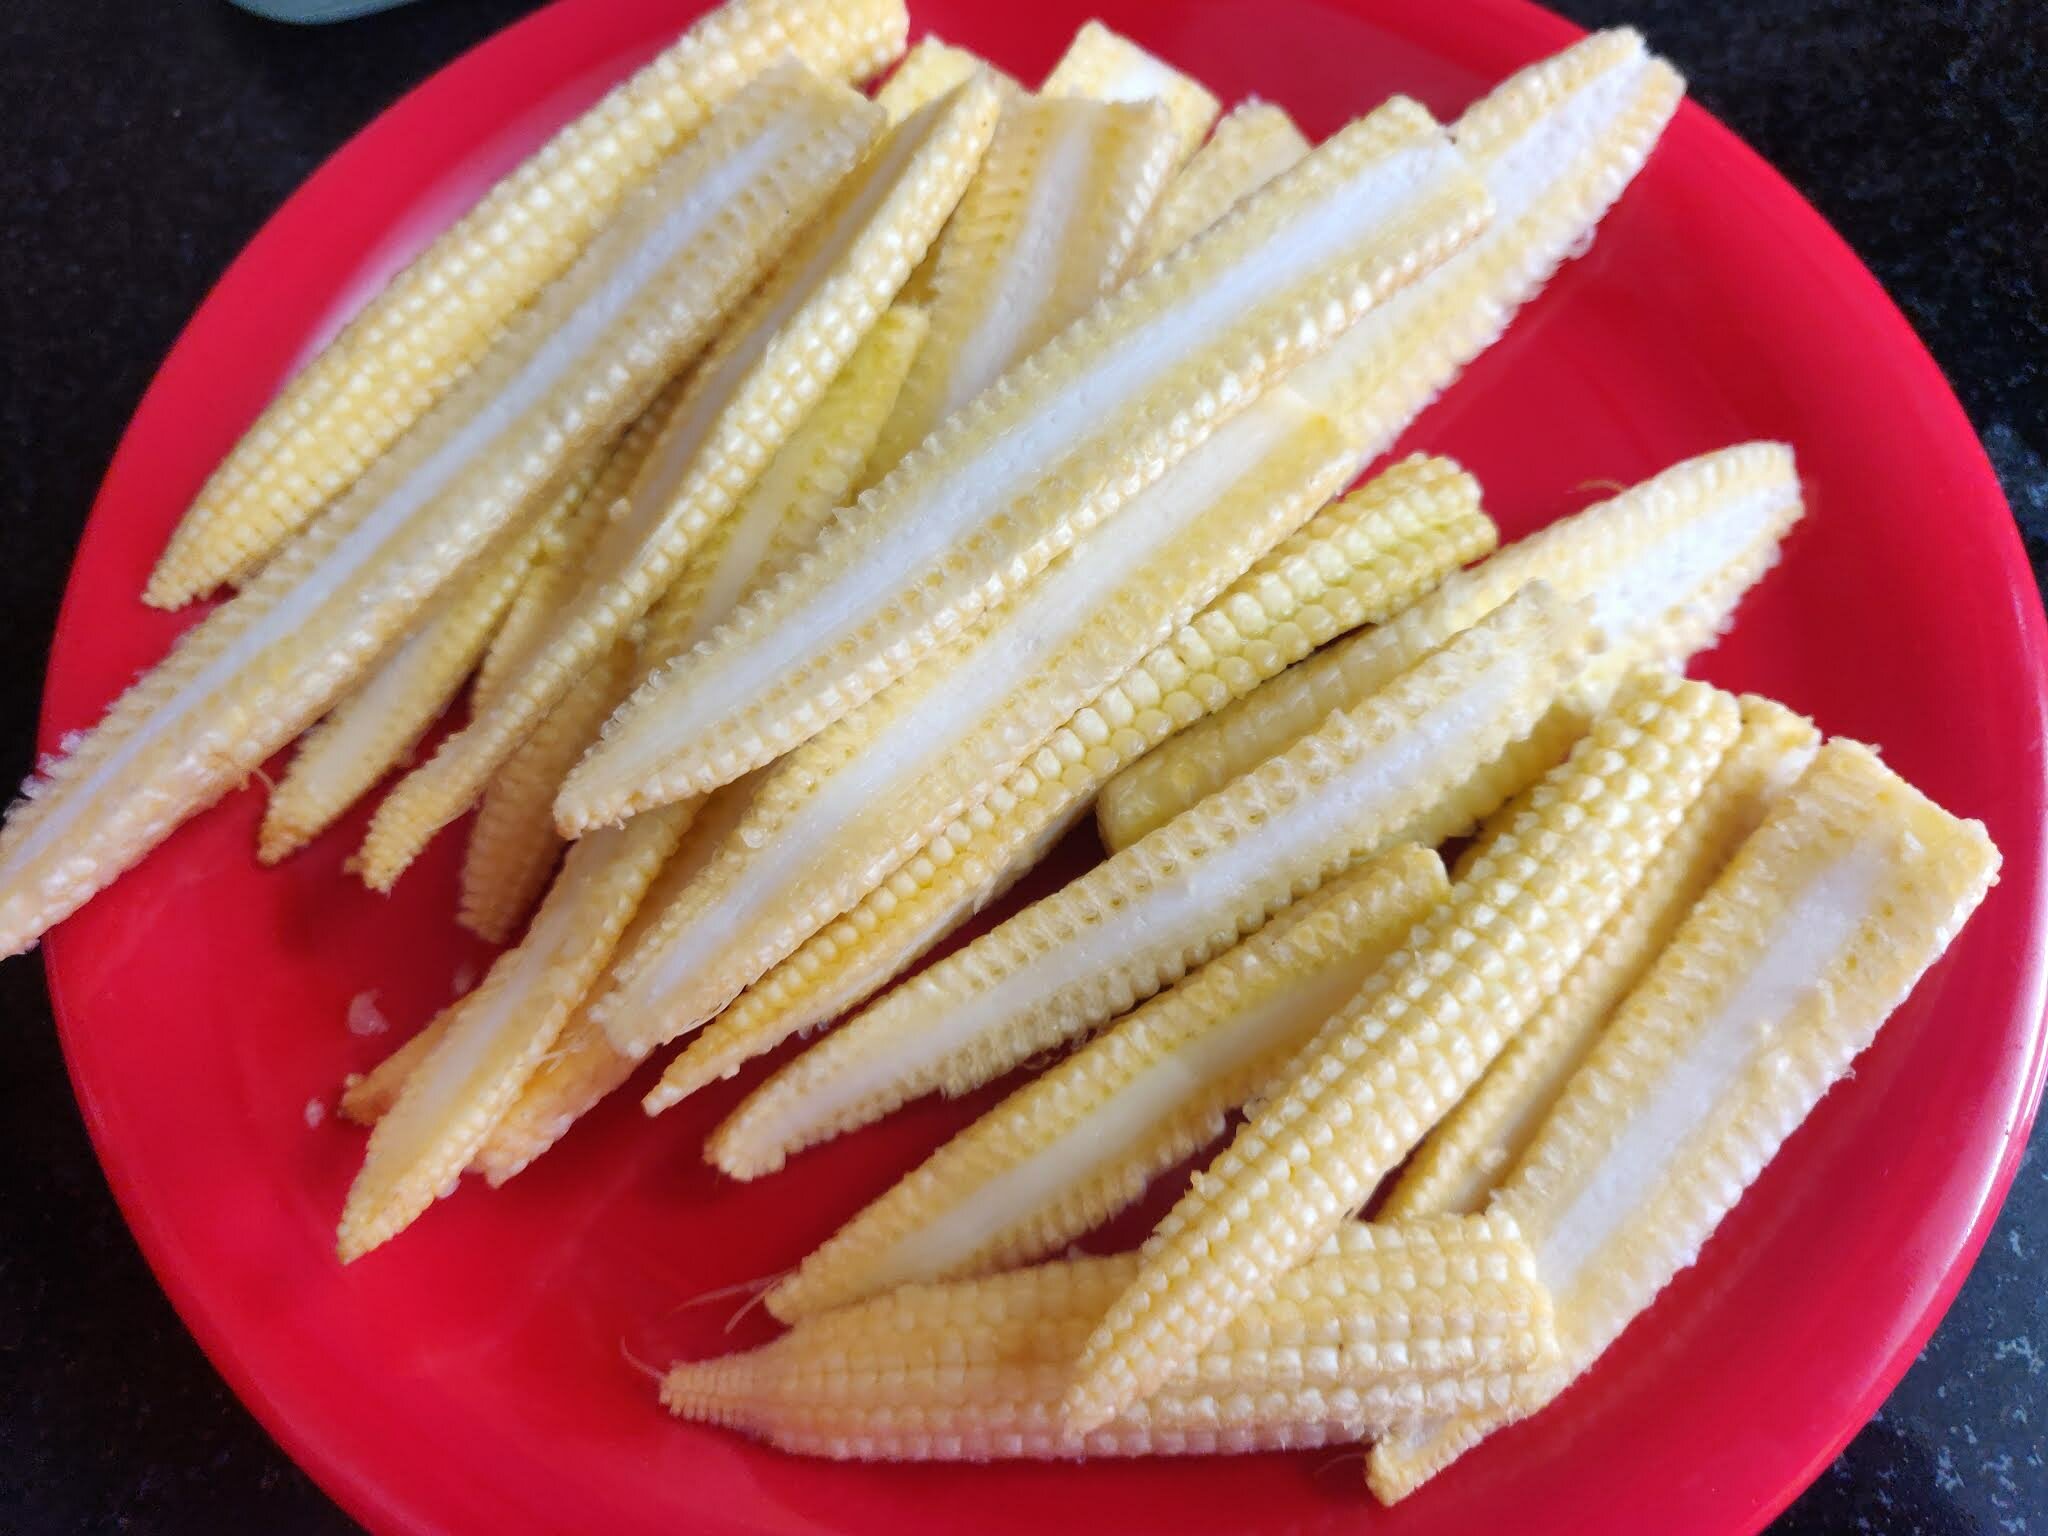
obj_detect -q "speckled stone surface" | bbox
[0,2,2040,1531]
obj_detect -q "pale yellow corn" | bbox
[145,0,908,608]
[337,800,693,1259]
[707,587,1586,1179]
[595,388,1358,1061]
[657,458,1492,1107]
[339,1014,447,1127]
[0,68,873,959]
[460,639,637,944]
[357,83,996,889]
[860,96,1181,484]
[1041,20,1220,165]
[1133,99,1311,269]
[1099,441,1801,848]
[1063,670,1741,1433]
[557,101,1491,807]
[763,848,1447,1320]
[665,1213,1558,1460]
[874,36,1015,122]
[1367,738,2000,1501]
[467,774,762,1185]
[1382,696,1820,1221]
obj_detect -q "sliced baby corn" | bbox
[1367,738,2000,1502]
[145,0,908,608]
[466,775,762,1185]
[1098,441,1801,848]
[556,100,1491,810]
[256,485,564,863]
[707,586,1585,1179]
[0,67,876,960]
[874,35,1013,122]
[596,387,1358,1060]
[356,84,998,890]
[339,1015,446,1128]
[859,95,1181,484]
[1062,670,1741,1433]
[1382,695,1821,1220]
[658,459,1493,1107]
[1041,20,1220,165]
[762,848,1447,1320]
[337,800,694,1259]
[665,1213,1558,1460]
[1287,28,1684,460]
[1133,98,1311,269]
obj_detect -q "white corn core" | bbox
[783,646,1536,1140]
[1534,840,1883,1297]
[1582,478,1797,649]
[5,115,805,875]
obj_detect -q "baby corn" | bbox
[1367,739,2000,1501]
[859,96,1181,484]
[1063,670,1740,1433]
[658,460,1492,1108]
[0,68,874,959]
[594,387,1358,1060]
[357,85,997,889]
[556,100,1491,808]
[1098,441,1801,848]
[337,801,694,1260]
[145,0,907,608]
[665,1213,1558,1460]
[1133,99,1311,269]
[1382,696,1820,1220]
[708,587,1585,1179]
[763,848,1447,1321]
[874,36,1008,122]
[339,1014,446,1128]
[1042,20,1221,165]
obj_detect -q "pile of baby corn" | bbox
[2,0,2000,1502]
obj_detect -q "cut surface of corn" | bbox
[1367,738,2000,1501]
[0,66,874,959]
[1041,20,1221,165]
[557,100,1491,807]
[666,1213,1558,1460]
[597,387,1358,1060]
[860,95,1181,484]
[336,801,693,1259]
[1383,695,1820,1219]
[654,457,1493,1108]
[357,85,994,888]
[145,0,908,608]
[1133,98,1311,269]
[339,1013,448,1128]
[763,848,1447,1320]
[707,586,1585,1179]
[1063,670,1742,1434]
[1099,441,1800,848]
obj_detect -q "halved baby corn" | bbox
[555,99,1491,811]
[1041,20,1221,165]
[0,67,876,959]
[457,309,926,943]
[656,460,1492,1109]
[255,483,564,863]
[337,800,695,1260]
[664,1213,1559,1460]
[1132,99,1311,270]
[858,96,1181,484]
[1367,739,2000,1501]
[357,84,999,889]
[707,587,1586,1179]
[1381,695,1819,1219]
[593,386,1359,1061]
[761,848,1447,1321]
[1098,441,1801,848]
[145,0,908,608]
[874,35,1007,122]
[1062,669,1741,1434]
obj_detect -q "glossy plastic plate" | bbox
[40,1,2048,1532]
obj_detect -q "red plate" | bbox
[40,1,2048,1532]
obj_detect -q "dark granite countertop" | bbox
[1,1,2041,1531]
